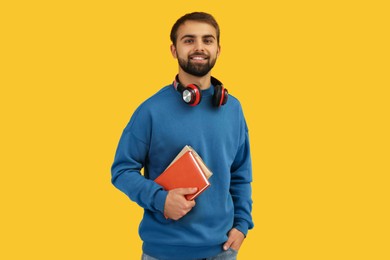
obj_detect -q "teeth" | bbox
[192,57,205,60]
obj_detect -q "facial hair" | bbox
[178,53,217,77]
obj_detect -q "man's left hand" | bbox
[223,228,245,251]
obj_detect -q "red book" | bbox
[155,147,211,201]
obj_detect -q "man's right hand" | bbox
[163,187,197,220]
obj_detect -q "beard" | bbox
[178,54,217,77]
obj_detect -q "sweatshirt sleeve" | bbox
[111,106,168,214]
[230,115,254,236]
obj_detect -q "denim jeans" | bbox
[141,248,238,260]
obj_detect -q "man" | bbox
[111,12,253,260]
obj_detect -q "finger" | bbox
[229,240,241,251]
[223,237,234,251]
[189,200,196,207]
[182,199,196,210]
[186,200,196,209]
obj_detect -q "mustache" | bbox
[189,52,209,58]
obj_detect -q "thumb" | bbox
[223,237,233,251]
[177,187,198,195]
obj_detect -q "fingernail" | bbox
[223,245,228,250]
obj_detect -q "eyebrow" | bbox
[180,34,216,40]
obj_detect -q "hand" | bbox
[164,187,197,220]
[223,228,245,251]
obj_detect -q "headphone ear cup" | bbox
[212,85,228,107]
[183,84,202,106]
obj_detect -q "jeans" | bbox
[141,248,238,260]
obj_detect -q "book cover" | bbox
[155,148,211,201]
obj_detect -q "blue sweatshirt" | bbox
[111,82,253,260]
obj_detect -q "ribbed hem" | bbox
[153,189,168,214]
[234,218,250,237]
[201,85,214,97]
[143,242,223,260]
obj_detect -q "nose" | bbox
[194,39,205,52]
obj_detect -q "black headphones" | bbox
[173,75,228,107]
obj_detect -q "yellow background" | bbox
[1,0,389,259]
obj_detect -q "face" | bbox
[171,21,220,77]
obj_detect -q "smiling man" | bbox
[111,12,254,260]
[172,20,219,79]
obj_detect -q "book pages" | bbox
[166,145,213,179]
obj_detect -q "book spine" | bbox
[186,152,210,200]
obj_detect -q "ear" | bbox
[170,44,177,59]
[217,45,221,57]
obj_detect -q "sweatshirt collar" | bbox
[172,76,214,96]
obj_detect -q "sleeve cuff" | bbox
[153,189,168,214]
[234,219,250,237]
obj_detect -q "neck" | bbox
[177,70,211,90]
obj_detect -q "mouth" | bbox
[189,55,208,63]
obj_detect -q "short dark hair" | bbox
[170,12,220,46]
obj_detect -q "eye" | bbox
[184,39,194,44]
[204,38,214,44]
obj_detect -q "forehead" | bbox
[176,21,217,38]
